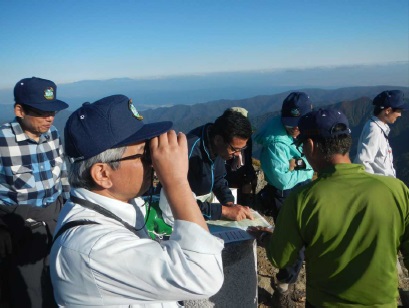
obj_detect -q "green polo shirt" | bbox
[267,164,409,307]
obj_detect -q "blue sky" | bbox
[0,0,408,89]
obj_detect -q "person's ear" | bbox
[303,138,315,156]
[14,104,24,118]
[90,163,113,189]
[385,107,392,115]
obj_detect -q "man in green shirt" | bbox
[249,108,409,307]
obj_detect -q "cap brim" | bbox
[281,116,301,127]
[24,100,69,112]
[115,121,173,147]
[398,102,409,111]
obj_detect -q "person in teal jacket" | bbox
[254,92,313,295]
[254,109,314,194]
[249,109,409,307]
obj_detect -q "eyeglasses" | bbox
[227,142,247,153]
[107,141,152,164]
[108,153,145,164]
[23,106,57,117]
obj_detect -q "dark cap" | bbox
[14,77,68,111]
[281,92,312,127]
[373,90,407,110]
[298,109,351,143]
[64,94,173,162]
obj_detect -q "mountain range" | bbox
[1,61,407,109]
[0,85,408,185]
[140,86,409,132]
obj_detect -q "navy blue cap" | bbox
[373,90,407,110]
[14,77,68,111]
[64,95,173,162]
[281,92,313,127]
[297,109,351,143]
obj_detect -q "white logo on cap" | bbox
[128,99,143,121]
[44,87,54,100]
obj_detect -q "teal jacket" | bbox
[254,116,313,190]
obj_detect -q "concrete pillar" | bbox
[185,238,258,307]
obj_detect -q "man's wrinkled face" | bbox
[108,142,152,202]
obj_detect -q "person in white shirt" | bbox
[50,95,224,307]
[354,90,407,177]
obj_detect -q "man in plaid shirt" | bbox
[0,77,69,307]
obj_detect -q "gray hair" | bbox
[68,146,127,189]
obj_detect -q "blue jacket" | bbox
[187,124,235,220]
[254,117,313,190]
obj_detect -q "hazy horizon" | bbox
[1,0,408,89]
[0,61,407,109]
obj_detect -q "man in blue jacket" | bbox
[225,107,257,208]
[160,109,254,223]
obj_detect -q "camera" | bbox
[294,158,306,170]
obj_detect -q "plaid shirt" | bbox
[0,119,70,207]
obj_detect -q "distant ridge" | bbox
[0,86,407,185]
[1,85,407,133]
[138,86,409,186]
[141,86,409,132]
[1,61,407,108]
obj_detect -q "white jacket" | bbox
[354,116,396,177]
[50,188,224,307]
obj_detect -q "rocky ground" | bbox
[253,165,409,307]
[255,214,305,308]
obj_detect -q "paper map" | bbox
[207,210,273,244]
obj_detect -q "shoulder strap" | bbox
[70,195,144,234]
[370,118,389,140]
[52,220,99,245]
